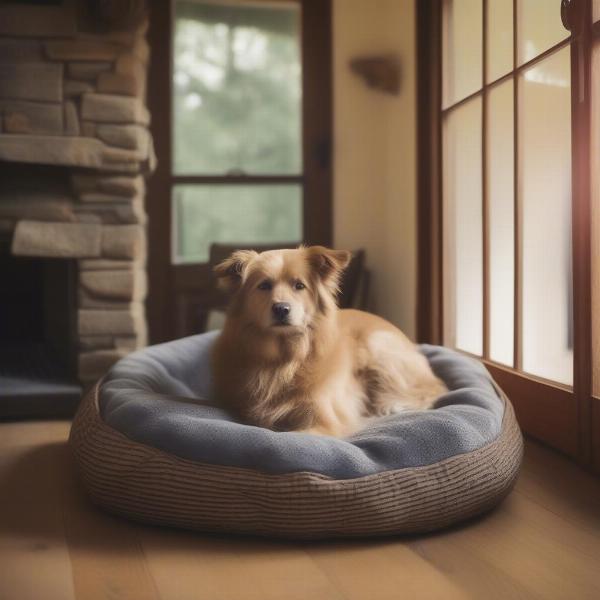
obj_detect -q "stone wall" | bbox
[0,1,154,385]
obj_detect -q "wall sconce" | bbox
[349,55,400,95]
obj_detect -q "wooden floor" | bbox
[0,422,599,600]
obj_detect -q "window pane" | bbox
[487,80,514,366]
[173,185,302,263]
[487,0,513,82]
[443,97,483,355]
[517,0,569,65]
[173,1,302,175]
[519,47,572,385]
[443,0,483,107]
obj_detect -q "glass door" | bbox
[439,0,591,458]
[146,0,332,342]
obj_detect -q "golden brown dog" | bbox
[211,246,447,437]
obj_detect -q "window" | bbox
[418,0,599,470]
[147,0,332,342]
[172,1,303,263]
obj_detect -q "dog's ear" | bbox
[213,250,258,294]
[306,246,352,291]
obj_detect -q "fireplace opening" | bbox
[0,237,81,418]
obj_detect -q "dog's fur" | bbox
[211,246,447,437]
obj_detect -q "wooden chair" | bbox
[198,243,370,332]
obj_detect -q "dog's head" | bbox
[214,246,351,335]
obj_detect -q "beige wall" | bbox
[333,0,417,339]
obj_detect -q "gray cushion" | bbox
[99,331,504,479]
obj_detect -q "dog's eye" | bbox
[257,280,272,291]
[294,281,305,291]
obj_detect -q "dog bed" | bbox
[70,331,523,539]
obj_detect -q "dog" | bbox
[211,246,447,437]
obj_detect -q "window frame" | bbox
[417,0,596,469]
[146,0,333,344]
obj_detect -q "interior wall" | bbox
[332,0,417,339]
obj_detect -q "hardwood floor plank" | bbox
[1,422,599,600]
[0,431,75,600]
[516,440,600,531]
[409,490,600,600]
[306,539,469,600]
[0,420,70,449]
[60,446,161,600]
[138,528,347,600]
[408,522,533,600]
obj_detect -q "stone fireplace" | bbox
[0,1,154,416]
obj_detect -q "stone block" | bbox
[0,135,146,172]
[81,93,149,125]
[63,101,79,136]
[102,145,146,167]
[95,142,144,171]
[70,173,99,194]
[101,224,144,259]
[96,124,149,152]
[78,290,134,310]
[81,121,96,137]
[78,349,127,381]
[0,39,43,62]
[102,175,144,197]
[79,258,134,271]
[74,201,145,225]
[135,16,150,37]
[113,53,147,100]
[75,214,102,224]
[77,31,137,48]
[79,336,114,351]
[132,37,150,64]
[115,330,147,352]
[64,80,94,97]
[71,174,143,198]
[0,1,77,37]
[0,62,63,102]
[3,112,28,133]
[115,52,146,80]
[0,4,77,37]
[46,40,120,61]
[79,192,132,203]
[78,304,144,336]
[0,191,75,222]
[1,100,62,134]
[147,135,157,173]
[114,337,140,352]
[12,220,101,257]
[67,62,112,81]
[97,71,144,97]
[82,28,139,48]
[80,269,146,301]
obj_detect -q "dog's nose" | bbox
[272,302,291,321]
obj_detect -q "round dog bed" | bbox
[70,331,523,539]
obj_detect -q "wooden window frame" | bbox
[146,0,332,344]
[417,0,597,471]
